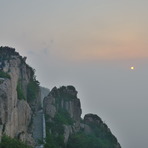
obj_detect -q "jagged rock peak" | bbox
[0,46,19,55]
[84,113,103,124]
[0,46,26,62]
[49,85,78,98]
[0,47,32,77]
[44,85,81,122]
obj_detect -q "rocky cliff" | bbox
[44,86,121,148]
[0,47,40,146]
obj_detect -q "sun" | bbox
[130,66,135,70]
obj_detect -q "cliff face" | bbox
[0,47,40,145]
[44,86,81,121]
[44,86,121,148]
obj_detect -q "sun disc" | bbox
[130,66,134,70]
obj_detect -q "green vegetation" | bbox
[67,132,116,148]
[27,79,39,102]
[67,132,99,148]
[67,117,118,148]
[17,81,26,100]
[45,109,73,135]
[67,114,118,148]
[26,67,40,102]
[54,109,74,125]
[86,120,118,145]
[44,132,64,148]
[45,113,65,147]
[0,135,32,148]
[0,70,10,79]
[45,109,73,148]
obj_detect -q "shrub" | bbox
[0,135,32,148]
[0,70,10,79]
[27,80,39,102]
[54,109,74,125]
[17,81,26,100]
[67,132,115,148]
[44,132,64,148]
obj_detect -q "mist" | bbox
[1,0,148,147]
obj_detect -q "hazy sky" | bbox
[1,1,148,147]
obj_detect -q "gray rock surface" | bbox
[44,86,82,122]
[33,110,43,144]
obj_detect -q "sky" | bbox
[1,0,148,147]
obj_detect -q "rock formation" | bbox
[0,47,41,146]
[44,86,121,148]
